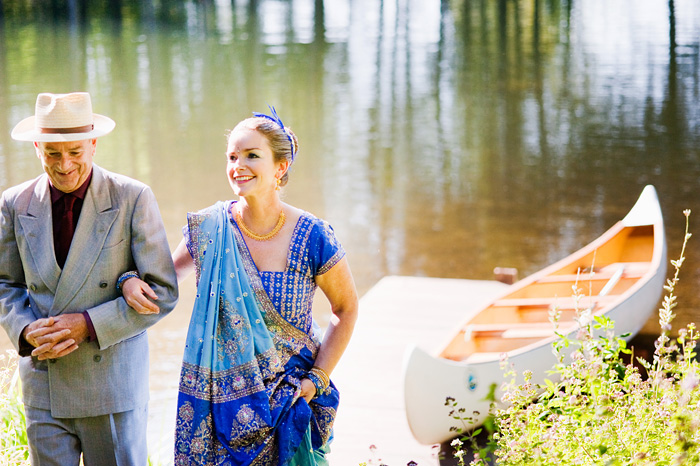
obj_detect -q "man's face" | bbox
[35,139,96,193]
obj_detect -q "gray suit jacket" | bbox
[0,164,178,418]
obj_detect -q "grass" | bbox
[0,350,28,466]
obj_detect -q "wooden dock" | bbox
[327,276,509,466]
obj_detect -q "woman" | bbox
[121,108,358,465]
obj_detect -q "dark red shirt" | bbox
[50,170,93,264]
[18,171,98,356]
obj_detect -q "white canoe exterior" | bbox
[403,185,667,445]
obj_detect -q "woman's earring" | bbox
[275,178,281,191]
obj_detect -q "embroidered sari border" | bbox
[179,361,266,403]
[317,248,344,275]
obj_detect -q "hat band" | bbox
[39,124,94,134]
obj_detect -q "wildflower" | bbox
[682,374,700,391]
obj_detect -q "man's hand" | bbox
[24,314,89,360]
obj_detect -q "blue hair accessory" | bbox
[252,105,295,161]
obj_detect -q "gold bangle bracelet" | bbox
[310,366,330,388]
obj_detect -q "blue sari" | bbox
[174,201,341,466]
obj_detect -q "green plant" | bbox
[457,210,700,465]
[0,350,29,466]
[445,387,498,465]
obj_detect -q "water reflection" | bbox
[0,0,698,317]
[0,0,699,459]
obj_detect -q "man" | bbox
[0,92,178,466]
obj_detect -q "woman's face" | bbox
[226,127,287,198]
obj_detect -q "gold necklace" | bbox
[236,209,286,241]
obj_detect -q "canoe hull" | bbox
[403,185,667,445]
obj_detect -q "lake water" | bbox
[1,0,699,461]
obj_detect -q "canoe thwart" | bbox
[599,265,625,297]
[492,295,616,309]
[535,262,649,284]
[463,322,577,341]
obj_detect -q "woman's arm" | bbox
[122,238,195,314]
[300,257,359,401]
[172,237,195,283]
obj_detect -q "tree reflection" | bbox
[0,0,698,308]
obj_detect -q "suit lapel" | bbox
[18,176,61,296]
[53,166,119,314]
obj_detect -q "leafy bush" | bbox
[458,210,700,465]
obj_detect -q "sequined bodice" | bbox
[232,211,345,334]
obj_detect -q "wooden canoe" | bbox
[403,185,667,445]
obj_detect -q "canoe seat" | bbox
[493,295,616,309]
[463,322,576,340]
[536,262,649,284]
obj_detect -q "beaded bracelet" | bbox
[310,366,330,386]
[307,366,330,397]
[116,270,140,293]
[306,371,326,397]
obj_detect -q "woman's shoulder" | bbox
[297,209,343,249]
[282,203,324,225]
[287,206,335,236]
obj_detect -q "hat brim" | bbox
[11,114,116,142]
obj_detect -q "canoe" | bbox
[402,185,667,445]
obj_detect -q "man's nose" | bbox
[56,154,72,171]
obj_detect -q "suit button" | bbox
[29,284,37,292]
[99,282,108,289]
[93,355,102,362]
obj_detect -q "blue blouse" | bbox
[234,209,345,335]
[186,206,346,334]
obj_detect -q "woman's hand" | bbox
[300,378,316,403]
[122,277,160,314]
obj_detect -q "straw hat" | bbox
[11,92,115,142]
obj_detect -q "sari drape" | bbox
[174,201,338,466]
